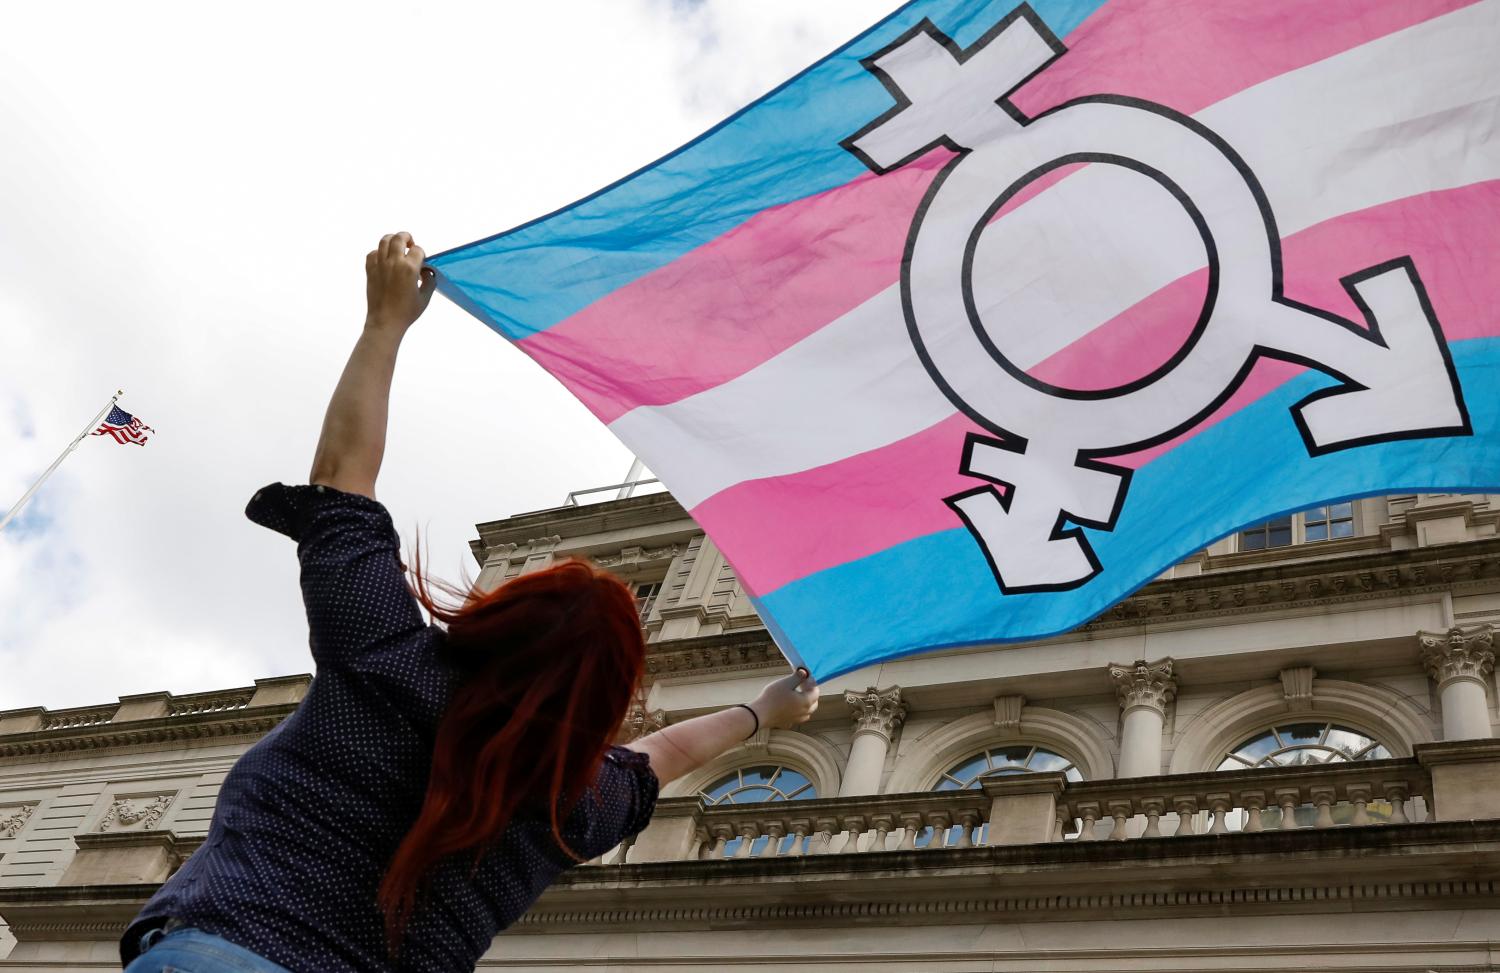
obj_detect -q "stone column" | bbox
[1108,658,1177,778]
[838,686,906,797]
[1420,625,1495,741]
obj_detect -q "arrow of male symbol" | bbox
[843,5,1471,593]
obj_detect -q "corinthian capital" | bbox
[1108,658,1178,715]
[1419,625,1496,688]
[844,686,907,742]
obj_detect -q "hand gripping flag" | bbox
[432,0,1500,679]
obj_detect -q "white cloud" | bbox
[0,0,891,710]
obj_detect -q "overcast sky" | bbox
[0,1,883,711]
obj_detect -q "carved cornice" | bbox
[643,630,783,678]
[471,493,692,564]
[525,819,1500,930]
[594,544,681,570]
[520,876,1500,930]
[0,705,298,760]
[844,687,907,743]
[1108,659,1177,715]
[1085,537,1500,632]
[1419,624,1497,688]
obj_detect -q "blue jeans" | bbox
[124,927,292,973]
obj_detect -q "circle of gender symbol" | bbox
[842,4,1467,593]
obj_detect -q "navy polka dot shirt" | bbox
[122,483,658,972]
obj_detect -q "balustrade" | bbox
[167,689,255,717]
[39,706,119,730]
[1057,758,1432,841]
[582,752,1471,867]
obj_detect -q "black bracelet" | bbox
[734,703,760,739]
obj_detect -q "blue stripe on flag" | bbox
[431,0,1109,340]
[759,337,1500,680]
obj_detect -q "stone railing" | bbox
[167,688,256,718]
[590,790,989,866]
[39,705,119,730]
[595,741,1500,866]
[1056,758,1432,840]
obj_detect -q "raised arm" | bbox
[626,669,820,785]
[309,232,435,499]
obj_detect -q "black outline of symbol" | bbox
[841,3,1471,596]
[960,154,1218,400]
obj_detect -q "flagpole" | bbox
[0,390,123,535]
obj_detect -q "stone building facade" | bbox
[3,491,1500,970]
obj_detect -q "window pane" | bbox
[1028,750,1072,773]
[1305,505,1329,524]
[1280,723,1326,745]
[993,746,1033,767]
[1231,731,1280,763]
[1269,524,1292,547]
[1330,502,1353,519]
[1331,519,1355,538]
[1305,522,1328,541]
[948,754,989,783]
[1241,530,1267,551]
[1324,727,1376,757]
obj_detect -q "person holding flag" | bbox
[120,232,820,973]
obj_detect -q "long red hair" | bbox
[378,556,646,949]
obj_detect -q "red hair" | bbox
[377,556,646,950]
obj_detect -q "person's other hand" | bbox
[749,668,819,729]
[366,232,435,332]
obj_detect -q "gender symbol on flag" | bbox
[843,4,1470,595]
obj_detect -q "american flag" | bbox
[91,405,153,446]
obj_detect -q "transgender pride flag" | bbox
[432,0,1500,679]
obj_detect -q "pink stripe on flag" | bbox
[1008,0,1477,117]
[520,0,1471,425]
[703,180,1500,596]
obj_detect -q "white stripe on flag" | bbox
[611,0,1500,509]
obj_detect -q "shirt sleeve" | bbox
[565,746,660,862]
[246,482,426,670]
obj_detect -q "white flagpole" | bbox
[0,390,123,535]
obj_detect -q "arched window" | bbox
[699,766,817,856]
[1216,722,1395,829]
[931,746,1083,845]
[934,745,1085,790]
[699,765,816,805]
[1216,721,1391,771]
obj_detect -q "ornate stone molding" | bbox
[1419,624,1496,689]
[1,803,35,838]
[0,707,296,759]
[594,544,681,569]
[620,702,667,742]
[1087,538,1500,631]
[1108,659,1177,715]
[98,794,173,833]
[844,687,907,743]
[1280,666,1318,710]
[644,632,783,678]
[992,695,1025,735]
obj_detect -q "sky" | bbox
[0,0,885,711]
